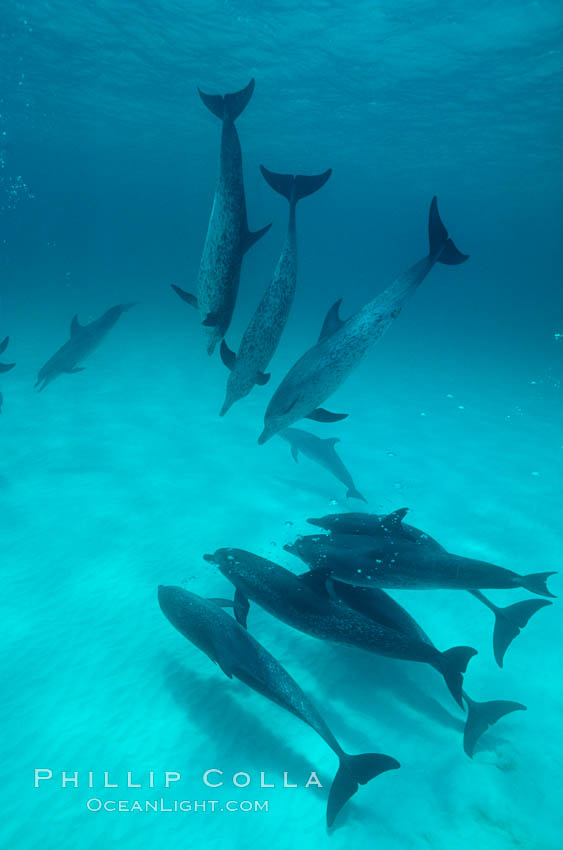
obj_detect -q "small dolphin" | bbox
[279,427,366,502]
[35,303,135,391]
[327,581,526,758]
[171,79,271,355]
[158,585,399,827]
[204,548,476,707]
[0,336,16,412]
[285,528,556,597]
[258,197,468,443]
[219,166,331,414]
[307,509,553,666]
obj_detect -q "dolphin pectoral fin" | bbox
[318,299,345,343]
[243,223,272,254]
[306,408,348,423]
[202,312,220,327]
[327,753,400,828]
[0,336,9,355]
[0,361,15,373]
[463,695,526,758]
[220,340,236,371]
[171,285,198,308]
[234,589,250,629]
[207,597,236,608]
[70,315,83,337]
[291,445,299,463]
[67,367,86,374]
[428,197,469,265]
[255,370,270,386]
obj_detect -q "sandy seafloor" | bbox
[1,305,561,850]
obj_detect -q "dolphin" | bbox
[35,303,135,391]
[307,510,553,666]
[279,427,366,502]
[157,585,399,827]
[204,548,476,707]
[285,529,556,597]
[171,79,271,355]
[0,336,15,412]
[326,581,526,758]
[258,197,468,443]
[219,166,331,414]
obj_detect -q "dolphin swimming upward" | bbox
[158,585,399,827]
[172,79,271,355]
[0,336,15,412]
[279,427,367,502]
[204,548,476,708]
[258,197,468,443]
[35,303,135,391]
[307,510,554,666]
[219,166,331,414]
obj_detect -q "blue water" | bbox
[1,2,561,848]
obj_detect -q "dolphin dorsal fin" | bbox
[70,315,83,337]
[318,299,345,343]
[382,507,409,528]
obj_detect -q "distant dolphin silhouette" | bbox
[279,427,366,502]
[325,580,526,758]
[204,548,476,708]
[35,303,135,391]
[219,166,331,414]
[171,79,271,355]
[158,585,399,827]
[0,336,15,412]
[307,509,554,666]
[258,197,468,443]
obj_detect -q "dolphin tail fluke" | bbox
[198,78,255,122]
[171,285,198,309]
[327,752,399,828]
[428,196,469,265]
[439,646,478,708]
[347,486,367,503]
[0,361,15,373]
[463,695,526,758]
[492,598,552,667]
[243,222,272,253]
[520,571,557,598]
[260,166,332,204]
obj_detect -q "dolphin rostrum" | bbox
[279,427,366,502]
[204,548,476,707]
[258,197,468,443]
[171,79,271,355]
[219,166,331,414]
[35,303,135,391]
[157,585,399,827]
[325,580,526,758]
[285,525,556,598]
[0,336,15,412]
[307,510,554,666]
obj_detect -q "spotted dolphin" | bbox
[158,585,399,827]
[204,548,476,708]
[258,197,468,443]
[279,427,366,502]
[307,509,553,666]
[326,581,526,758]
[219,166,331,414]
[35,303,135,392]
[171,79,271,355]
[0,336,15,412]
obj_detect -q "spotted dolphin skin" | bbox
[204,547,477,708]
[0,336,16,412]
[279,426,366,502]
[219,166,331,414]
[35,303,135,391]
[157,585,399,828]
[258,197,468,443]
[172,79,271,355]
